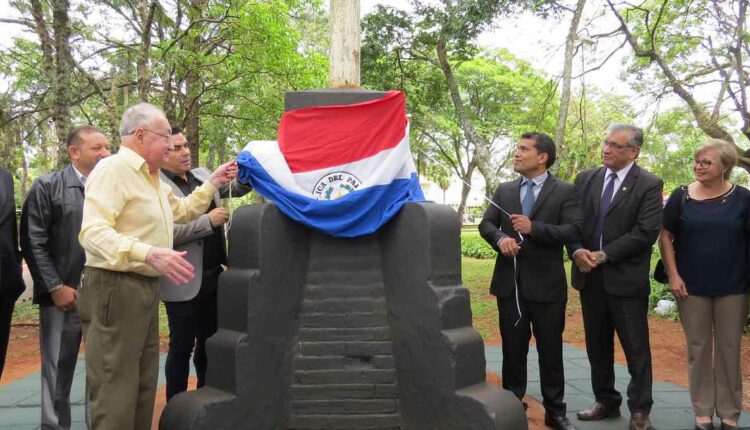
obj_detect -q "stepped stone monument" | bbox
[159,91,527,430]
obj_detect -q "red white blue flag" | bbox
[236,91,424,237]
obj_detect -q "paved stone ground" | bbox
[486,344,750,430]
[0,344,748,429]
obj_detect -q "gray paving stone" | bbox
[566,415,629,430]
[0,425,38,430]
[1,345,748,429]
[16,391,40,406]
[0,391,35,407]
[566,357,592,368]
[0,405,40,425]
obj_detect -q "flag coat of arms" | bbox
[236,91,424,237]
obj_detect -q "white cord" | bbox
[415,148,525,326]
[224,178,235,245]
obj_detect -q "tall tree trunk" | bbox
[184,0,205,167]
[21,143,29,197]
[456,164,475,222]
[554,0,586,167]
[206,139,217,170]
[185,71,201,167]
[137,0,157,101]
[435,34,497,193]
[31,0,73,169]
[52,0,72,169]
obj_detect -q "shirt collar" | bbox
[522,170,548,187]
[606,161,634,183]
[71,165,86,185]
[119,145,148,173]
[161,168,195,184]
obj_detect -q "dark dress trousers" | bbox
[20,164,87,429]
[0,166,25,380]
[570,164,663,414]
[479,173,581,416]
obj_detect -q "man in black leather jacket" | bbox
[21,125,110,430]
[0,165,25,381]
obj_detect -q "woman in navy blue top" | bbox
[659,139,750,430]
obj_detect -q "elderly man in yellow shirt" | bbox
[78,102,238,430]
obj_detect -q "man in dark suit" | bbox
[479,132,581,430]
[571,124,663,430]
[0,165,25,380]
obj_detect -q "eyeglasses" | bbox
[123,128,172,142]
[603,140,633,150]
[694,159,713,168]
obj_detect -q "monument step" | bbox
[294,369,397,385]
[297,326,392,342]
[286,412,403,429]
[299,312,389,328]
[291,383,398,400]
[305,269,383,285]
[301,297,387,314]
[297,341,394,356]
[294,354,395,370]
[290,399,398,415]
[306,254,382,271]
[304,283,386,300]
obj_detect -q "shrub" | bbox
[461,232,496,259]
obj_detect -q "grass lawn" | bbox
[460,256,497,340]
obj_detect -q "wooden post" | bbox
[329,0,360,88]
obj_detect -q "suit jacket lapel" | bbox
[508,177,523,215]
[160,171,187,198]
[607,164,639,215]
[530,174,556,218]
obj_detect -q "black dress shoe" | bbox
[630,412,654,430]
[695,422,713,430]
[545,414,577,430]
[576,402,621,421]
[720,421,738,430]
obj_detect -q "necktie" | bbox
[521,180,535,216]
[593,172,616,249]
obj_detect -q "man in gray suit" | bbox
[21,125,110,429]
[159,123,251,401]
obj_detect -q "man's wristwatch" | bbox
[595,251,607,264]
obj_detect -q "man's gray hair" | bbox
[609,124,644,148]
[119,103,166,136]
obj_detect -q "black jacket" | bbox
[0,167,24,301]
[20,165,86,306]
[570,164,663,297]
[479,174,581,302]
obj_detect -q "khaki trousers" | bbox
[677,292,748,421]
[78,267,160,430]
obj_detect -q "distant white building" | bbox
[419,173,488,223]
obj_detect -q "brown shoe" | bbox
[576,402,621,421]
[630,412,653,430]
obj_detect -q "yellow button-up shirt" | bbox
[79,146,217,277]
